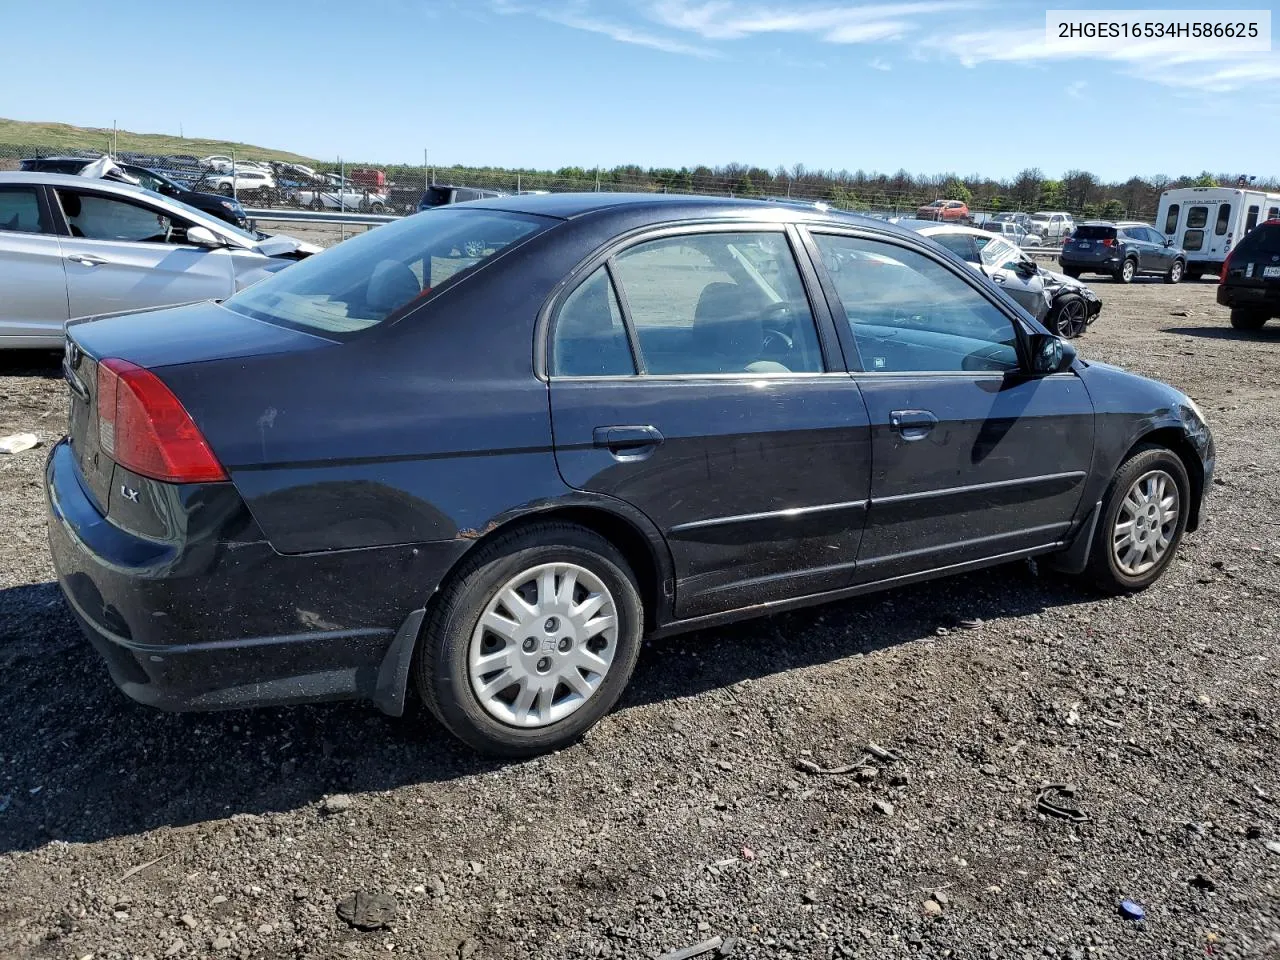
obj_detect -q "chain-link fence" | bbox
[0,141,1168,228]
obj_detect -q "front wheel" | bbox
[1165,259,1185,284]
[1048,293,1088,338]
[415,523,644,757]
[1230,308,1267,331]
[1083,445,1190,593]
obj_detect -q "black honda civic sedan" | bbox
[45,194,1214,756]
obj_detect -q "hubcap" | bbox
[1171,262,1182,280]
[1057,299,1085,337]
[468,562,618,728]
[1123,261,1135,281]
[1112,470,1180,576]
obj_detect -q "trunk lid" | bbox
[1224,223,1280,288]
[62,301,334,512]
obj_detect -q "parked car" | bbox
[1059,221,1187,284]
[19,156,250,229]
[349,168,387,192]
[0,172,318,349]
[1217,218,1280,330]
[983,220,1042,248]
[295,182,388,212]
[1030,211,1075,244]
[1156,186,1280,280]
[992,212,1034,231]
[916,199,970,222]
[417,184,509,212]
[200,155,234,173]
[44,193,1212,756]
[898,220,1101,337]
[201,169,276,197]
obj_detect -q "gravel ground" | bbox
[1,277,1279,960]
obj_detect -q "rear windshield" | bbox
[1233,222,1280,257]
[225,208,549,336]
[1074,225,1116,240]
[420,186,454,207]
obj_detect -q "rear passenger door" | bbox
[0,184,69,344]
[547,225,873,620]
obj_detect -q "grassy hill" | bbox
[0,118,316,163]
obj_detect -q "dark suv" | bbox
[19,157,249,229]
[417,184,508,213]
[1060,221,1186,284]
[1218,219,1280,330]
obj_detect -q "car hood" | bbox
[1077,359,1195,415]
[1042,267,1101,303]
[250,234,322,257]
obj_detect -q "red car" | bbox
[916,199,970,222]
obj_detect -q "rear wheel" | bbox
[1230,308,1268,331]
[414,523,644,757]
[1165,259,1185,284]
[1083,445,1190,593]
[1063,267,1082,279]
[1117,258,1138,284]
[309,197,323,211]
[1186,267,1203,282]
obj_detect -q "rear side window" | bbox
[609,232,824,376]
[931,233,978,262]
[1075,225,1116,241]
[226,208,548,335]
[1186,206,1208,229]
[1246,205,1260,233]
[1215,204,1231,235]
[1270,207,1280,221]
[0,186,48,234]
[1163,204,1179,234]
[551,267,635,377]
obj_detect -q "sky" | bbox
[3,0,1278,182]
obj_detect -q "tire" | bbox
[1117,258,1138,284]
[309,198,322,211]
[1062,267,1081,279]
[1165,259,1185,284]
[1230,308,1268,331]
[414,523,644,757]
[1048,293,1088,339]
[218,183,234,196]
[1186,268,1203,282]
[1082,444,1191,594]
[369,202,385,213]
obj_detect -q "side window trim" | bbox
[801,226,1031,376]
[540,221,842,380]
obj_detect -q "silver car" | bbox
[0,172,319,348]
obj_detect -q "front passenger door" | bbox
[0,184,68,345]
[806,231,1094,582]
[52,187,236,319]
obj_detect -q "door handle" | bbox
[990,273,1006,283]
[66,254,108,267]
[593,425,664,460]
[889,409,938,441]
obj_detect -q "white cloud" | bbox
[490,0,718,57]
[646,0,981,43]
[869,56,892,71]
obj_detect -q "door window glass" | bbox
[551,267,635,377]
[1245,205,1259,233]
[1269,207,1279,221]
[55,189,180,243]
[0,187,48,234]
[1186,206,1208,229]
[1182,229,1205,251]
[812,234,1019,374]
[930,233,977,262]
[1215,204,1232,235]
[1163,204,1180,234]
[610,232,823,375]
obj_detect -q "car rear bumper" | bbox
[1059,253,1122,271]
[1217,284,1280,312]
[44,439,467,715]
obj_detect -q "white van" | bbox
[1156,187,1280,279]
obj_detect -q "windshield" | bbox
[225,208,550,336]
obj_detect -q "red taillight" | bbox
[1220,250,1232,283]
[96,358,227,483]
[1101,238,1117,247]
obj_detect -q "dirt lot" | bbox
[1,277,1278,960]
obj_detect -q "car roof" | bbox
[894,219,991,239]
[465,191,888,228]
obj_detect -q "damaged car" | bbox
[0,171,319,349]
[898,220,1101,338]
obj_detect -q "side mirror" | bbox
[1017,259,1038,277]
[186,225,224,249]
[1164,238,1174,247]
[1029,333,1077,374]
